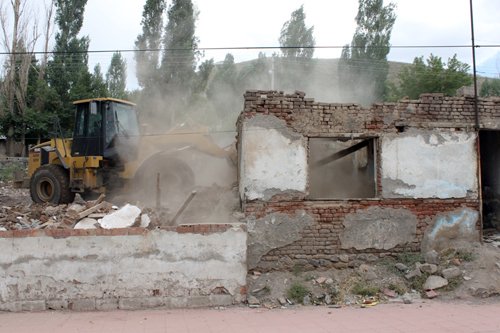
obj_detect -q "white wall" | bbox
[0,226,247,311]
[381,131,478,198]
[239,115,308,201]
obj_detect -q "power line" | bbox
[1,44,500,56]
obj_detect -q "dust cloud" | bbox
[119,55,379,224]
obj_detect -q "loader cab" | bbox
[71,98,140,165]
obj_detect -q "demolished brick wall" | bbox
[239,90,500,271]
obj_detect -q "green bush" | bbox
[287,282,309,304]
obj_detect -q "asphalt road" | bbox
[1,300,499,333]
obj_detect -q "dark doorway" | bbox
[480,130,500,230]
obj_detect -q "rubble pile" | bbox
[0,194,155,232]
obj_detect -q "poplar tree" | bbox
[339,0,396,105]
[46,0,89,130]
[134,0,166,91]
[161,0,199,95]
[279,5,315,59]
[106,52,127,99]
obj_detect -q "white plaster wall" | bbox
[381,131,478,198]
[240,118,307,201]
[0,226,246,305]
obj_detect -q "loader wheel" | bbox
[30,164,75,204]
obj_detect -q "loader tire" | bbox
[30,164,75,204]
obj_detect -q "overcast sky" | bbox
[25,0,500,89]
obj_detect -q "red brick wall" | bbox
[245,199,479,271]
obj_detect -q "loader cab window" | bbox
[102,102,140,164]
[71,101,104,157]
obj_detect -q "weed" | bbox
[292,264,304,277]
[455,250,475,262]
[397,252,424,267]
[442,277,462,291]
[351,282,380,296]
[409,272,430,292]
[388,283,407,295]
[287,282,309,304]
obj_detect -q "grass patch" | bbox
[409,272,430,292]
[351,282,380,296]
[396,252,424,267]
[388,283,407,295]
[292,264,304,277]
[287,282,309,304]
[442,277,462,291]
[0,162,24,181]
[441,248,475,263]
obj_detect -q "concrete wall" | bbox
[381,131,478,199]
[0,225,247,311]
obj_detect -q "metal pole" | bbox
[470,0,483,241]
[469,0,479,130]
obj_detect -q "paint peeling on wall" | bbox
[421,208,479,252]
[381,131,478,199]
[239,115,308,201]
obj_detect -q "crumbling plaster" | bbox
[421,208,479,253]
[239,115,307,201]
[340,206,417,250]
[246,211,314,269]
[381,130,478,199]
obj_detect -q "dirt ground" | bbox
[1,181,499,306]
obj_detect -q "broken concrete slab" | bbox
[74,218,98,229]
[98,204,141,229]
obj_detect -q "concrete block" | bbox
[96,298,119,311]
[164,297,187,309]
[68,298,96,311]
[119,297,165,310]
[0,300,46,312]
[208,294,233,307]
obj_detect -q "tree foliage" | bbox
[161,0,199,95]
[338,0,396,105]
[480,78,500,97]
[134,0,165,91]
[388,54,472,100]
[279,5,315,59]
[46,0,89,130]
[106,52,127,99]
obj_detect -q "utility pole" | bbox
[469,0,479,130]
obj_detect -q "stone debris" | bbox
[0,196,155,231]
[441,267,462,280]
[423,275,448,290]
[98,204,141,229]
[74,218,99,230]
[419,263,438,274]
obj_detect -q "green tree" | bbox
[46,0,89,132]
[134,0,166,91]
[91,64,108,97]
[107,52,127,99]
[338,0,396,105]
[389,54,471,100]
[161,0,199,95]
[480,78,500,97]
[279,5,315,59]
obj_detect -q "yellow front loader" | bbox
[27,98,233,205]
